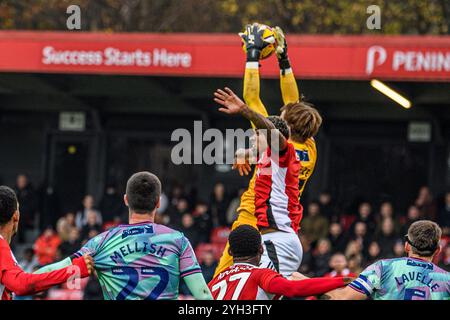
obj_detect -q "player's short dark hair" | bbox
[0,186,18,226]
[406,220,442,257]
[126,172,161,214]
[266,116,290,140]
[229,225,261,258]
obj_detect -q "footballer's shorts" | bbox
[259,230,303,278]
[214,209,258,277]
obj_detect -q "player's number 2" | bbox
[112,266,169,300]
[211,272,251,300]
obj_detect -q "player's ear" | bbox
[433,246,441,258]
[228,247,233,256]
[12,210,19,223]
[258,244,264,255]
[124,194,129,207]
[404,242,410,254]
[156,196,160,209]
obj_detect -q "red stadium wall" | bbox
[0,31,449,81]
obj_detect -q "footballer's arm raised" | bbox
[273,26,300,105]
[240,23,269,119]
[214,87,287,152]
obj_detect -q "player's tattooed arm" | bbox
[214,87,288,152]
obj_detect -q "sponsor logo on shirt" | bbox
[122,225,154,239]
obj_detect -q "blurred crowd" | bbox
[7,173,450,299]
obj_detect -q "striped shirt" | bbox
[254,143,303,233]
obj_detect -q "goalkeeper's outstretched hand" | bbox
[239,23,266,62]
[274,26,291,72]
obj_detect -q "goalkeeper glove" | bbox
[239,23,266,62]
[274,26,291,73]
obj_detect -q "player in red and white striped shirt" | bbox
[209,225,352,300]
[0,186,93,300]
[214,87,303,277]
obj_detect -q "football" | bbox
[241,23,277,60]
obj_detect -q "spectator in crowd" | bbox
[376,201,400,234]
[374,217,398,257]
[226,188,245,225]
[81,210,103,242]
[312,238,332,276]
[349,202,376,237]
[56,211,76,242]
[179,213,199,249]
[415,185,437,220]
[392,239,405,258]
[192,201,212,244]
[75,195,102,229]
[15,248,40,300]
[83,275,104,300]
[168,197,189,229]
[33,226,61,266]
[209,182,230,227]
[365,241,382,266]
[99,184,126,223]
[347,254,363,275]
[351,221,370,256]
[298,237,313,276]
[14,174,39,243]
[19,247,39,273]
[325,253,356,278]
[438,245,450,272]
[438,191,450,236]
[318,191,338,222]
[401,205,421,235]
[86,229,100,244]
[200,251,218,283]
[345,240,363,261]
[301,201,329,245]
[59,227,81,257]
[327,222,347,254]
[169,184,186,208]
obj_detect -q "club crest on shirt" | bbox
[296,150,309,162]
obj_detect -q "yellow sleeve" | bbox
[280,69,300,105]
[243,62,268,125]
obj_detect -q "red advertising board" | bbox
[0,31,448,81]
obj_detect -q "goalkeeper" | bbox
[214,24,322,277]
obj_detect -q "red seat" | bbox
[195,243,216,264]
[340,215,356,232]
[195,242,226,264]
[210,227,231,245]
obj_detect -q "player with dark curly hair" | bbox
[208,225,352,300]
[0,186,93,300]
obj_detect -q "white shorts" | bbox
[259,231,303,278]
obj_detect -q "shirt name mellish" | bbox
[110,241,167,263]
